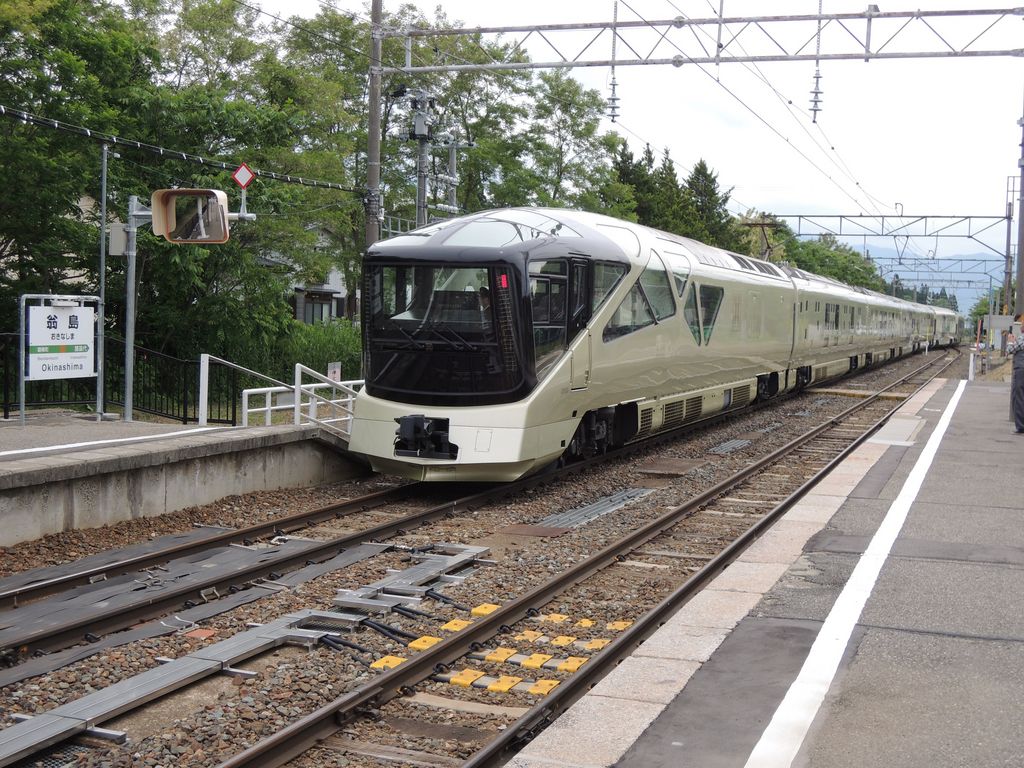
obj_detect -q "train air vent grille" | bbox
[638,408,653,436]
[663,400,685,428]
[731,386,751,408]
[814,366,827,381]
[683,396,702,423]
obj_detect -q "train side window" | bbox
[639,258,676,321]
[592,262,627,312]
[683,283,701,345]
[661,250,690,297]
[603,284,656,341]
[699,285,725,344]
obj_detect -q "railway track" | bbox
[211,350,959,768]
[0,351,932,665]
[0,350,959,767]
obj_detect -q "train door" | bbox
[570,259,591,390]
[571,334,591,390]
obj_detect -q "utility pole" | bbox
[97,143,109,421]
[364,0,383,250]
[1015,94,1024,318]
[1005,196,1014,314]
[433,132,475,216]
[408,91,435,226]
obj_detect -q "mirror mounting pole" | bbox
[124,196,152,422]
[229,188,257,223]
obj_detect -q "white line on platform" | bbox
[743,378,967,768]
[0,426,227,458]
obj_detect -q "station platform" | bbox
[510,378,1024,768]
[0,409,228,460]
[0,411,363,547]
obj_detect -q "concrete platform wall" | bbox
[0,427,365,547]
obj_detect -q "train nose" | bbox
[394,415,459,460]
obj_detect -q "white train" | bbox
[348,208,961,481]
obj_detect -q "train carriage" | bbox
[349,208,959,482]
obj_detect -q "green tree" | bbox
[969,294,990,322]
[527,70,610,208]
[770,229,884,291]
[684,159,739,250]
[613,144,657,225]
[649,150,703,238]
[0,0,158,329]
[732,211,792,262]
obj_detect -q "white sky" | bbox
[256,0,1024,306]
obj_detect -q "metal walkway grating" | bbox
[538,489,654,529]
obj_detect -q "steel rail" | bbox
[462,349,962,767]
[1,349,956,660]
[0,343,943,614]
[0,483,515,657]
[0,483,419,609]
[215,350,960,768]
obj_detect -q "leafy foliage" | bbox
[2,0,918,391]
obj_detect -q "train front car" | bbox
[348,209,629,482]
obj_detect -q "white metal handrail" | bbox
[199,354,363,440]
[199,353,291,426]
[292,363,363,439]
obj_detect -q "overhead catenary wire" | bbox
[664,0,927,260]
[234,0,707,207]
[0,104,357,192]
[619,0,884,218]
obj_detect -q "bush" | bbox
[271,320,362,382]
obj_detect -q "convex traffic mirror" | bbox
[151,189,230,244]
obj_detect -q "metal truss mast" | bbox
[779,214,1009,257]
[363,2,1024,314]
[382,7,1022,74]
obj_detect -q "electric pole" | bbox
[364,0,383,249]
[1005,196,1014,314]
[1015,94,1024,318]
[408,91,435,226]
[433,131,475,216]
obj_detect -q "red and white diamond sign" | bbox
[231,162,255,189]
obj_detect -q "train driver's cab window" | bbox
[699,284,725,344]
[529,259,568,379]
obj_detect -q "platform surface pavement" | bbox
[0,409,229,461]
[509,378,1024,768]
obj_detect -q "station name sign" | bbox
[27,305,95,380]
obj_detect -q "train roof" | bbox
[368,207,631,265]
[372,208,959,318]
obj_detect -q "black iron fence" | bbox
[1,333,236,424]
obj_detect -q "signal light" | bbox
[151,189,230,244]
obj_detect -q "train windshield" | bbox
[363,263,525,405]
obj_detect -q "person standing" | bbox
[1008,314,1024,434]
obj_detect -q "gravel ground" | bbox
[0,349,963,767]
